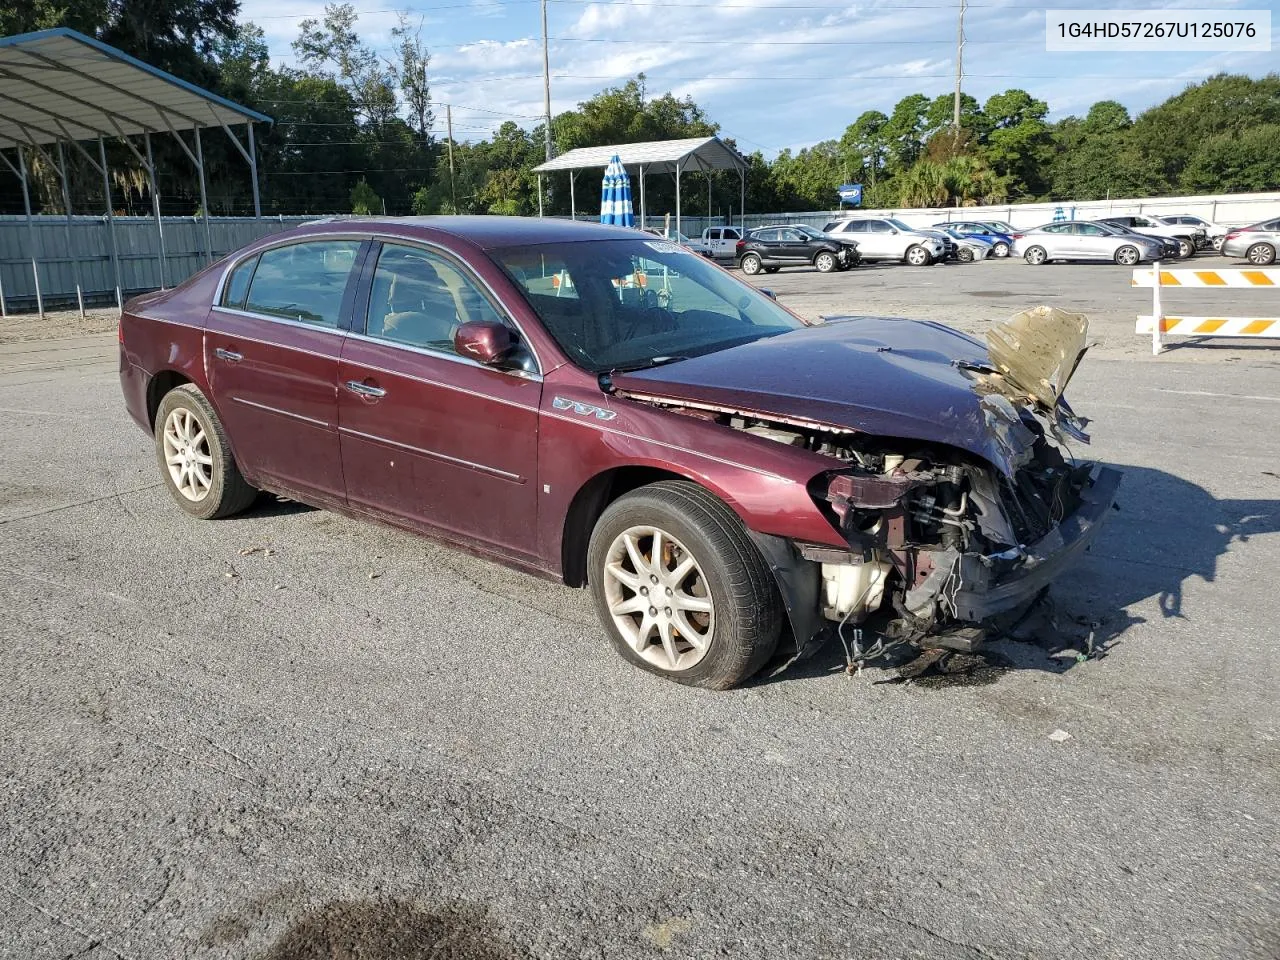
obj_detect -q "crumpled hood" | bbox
[614,317,1038,475]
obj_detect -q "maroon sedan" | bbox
[120,217,1120,688]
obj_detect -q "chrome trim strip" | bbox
[339,426,524,483]
[205,317,340,363]
[338,350,542,414]
[232,396,331,429]
[211,305,346,338]
[344,330,544,384]
[539,409,792,482]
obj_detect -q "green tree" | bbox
[350,178,381,214]
[1182,125,1280,193]
[838,110,889,186]
[881,93,930,173]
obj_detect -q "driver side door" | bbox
[337,240,543,560]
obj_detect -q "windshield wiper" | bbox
[609,355,690,373]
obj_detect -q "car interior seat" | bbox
[375,253,460,347]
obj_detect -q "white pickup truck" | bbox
[685,226,746,260]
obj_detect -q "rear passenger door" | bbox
[337,241,542,559]
[206,237,366,502]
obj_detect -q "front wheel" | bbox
[991,241,1010,258]
[1024,245,1048,265]
[1211,235,1225,251]
[1176,239,1195,259]
[154,384,257,520]
[1114,245,1141,266]
[814,251,837,273]
[764,266,781,274]
[587,481,782,689]
[905,245,932,266]
[740,253,763,275]
[1246,242,1277,266]
[956,247,975,263]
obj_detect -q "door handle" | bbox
[214,347,243,362]
[345,380,386,398]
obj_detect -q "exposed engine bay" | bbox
[617,307,1121,664]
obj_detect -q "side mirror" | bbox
[454,320,516,365]
[760,289,778,301]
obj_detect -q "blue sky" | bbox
[238,0,1280,156]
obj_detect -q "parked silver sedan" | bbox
[1220,218,1280,265]
[1012,220,1165,266]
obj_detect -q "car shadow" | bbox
[247,492,319,517]
[755,462,1280,687]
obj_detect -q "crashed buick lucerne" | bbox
[119,217,1121,689]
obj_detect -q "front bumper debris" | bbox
[949,465,1121,622]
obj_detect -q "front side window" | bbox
[365,243,506,354]
[1077,224,1107,236]
[494,239,806,374]
[864,221,892,234]
[244,240,361,328]
[780,229,804,242]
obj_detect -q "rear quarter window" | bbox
[221,256,257,309]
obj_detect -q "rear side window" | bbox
[244,240,361,328]
[221,256,256,309]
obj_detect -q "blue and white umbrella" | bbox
[600,154,635,227]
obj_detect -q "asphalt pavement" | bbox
[1,260,1277,960]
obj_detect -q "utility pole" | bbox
[446,104,457,212]
[953,0,967,129]
[541,0,553,161]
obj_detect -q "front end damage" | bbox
[626,307,1123,666]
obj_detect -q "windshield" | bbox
[795,224,825,239]
[886,218,916,231]
[491,239,807,373]
[984,221,1015,233]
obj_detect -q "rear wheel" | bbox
[814,250,837,273]
[905,245,932,266]
[991,241,1010,258]
[1211,235,1225,251]
[1246,242,1277,266]
[1024,245,1048,265]
[587,481,782,689]
[154,384,257,520]
[740,253,763,275]
[1114,245,1141,266]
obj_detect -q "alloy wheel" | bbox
[1025,246,1047,265]
[1116,246,1140,266]
[162,407,213,502]
[602,525,714,672]
[1247,243,1277,266]
[993,242,1010,257]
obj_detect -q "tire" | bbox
[1211,235,1225,251]
[905,245,931,266]
[1114,245,1141,266]
[587,481,783,690]
[1176,239,1195,259]
[814,251,837,273]
[1246,242,1277,266]
[956,247,974,263]
[740,253,763,275]
[1024,245,1048,266]
[992,241,1010,258]
[764,266,781,274]
[154,384,257,520]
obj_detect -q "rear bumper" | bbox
[951,466,1122,621]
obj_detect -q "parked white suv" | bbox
[822,217,946,266]
[1156,214,1230,250]
[1098,215,1203,259]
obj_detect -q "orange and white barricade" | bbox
[1133,263,1280,355]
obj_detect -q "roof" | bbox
[285,215,650,249]
[0,28,270,149]
[532,136,747,175]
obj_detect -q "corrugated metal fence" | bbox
[0,214,316,313]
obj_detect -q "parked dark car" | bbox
[736,224,859,275]
[120,217,1119,689]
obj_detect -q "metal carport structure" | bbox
[531,136,748,236]
[0,27,271,317]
